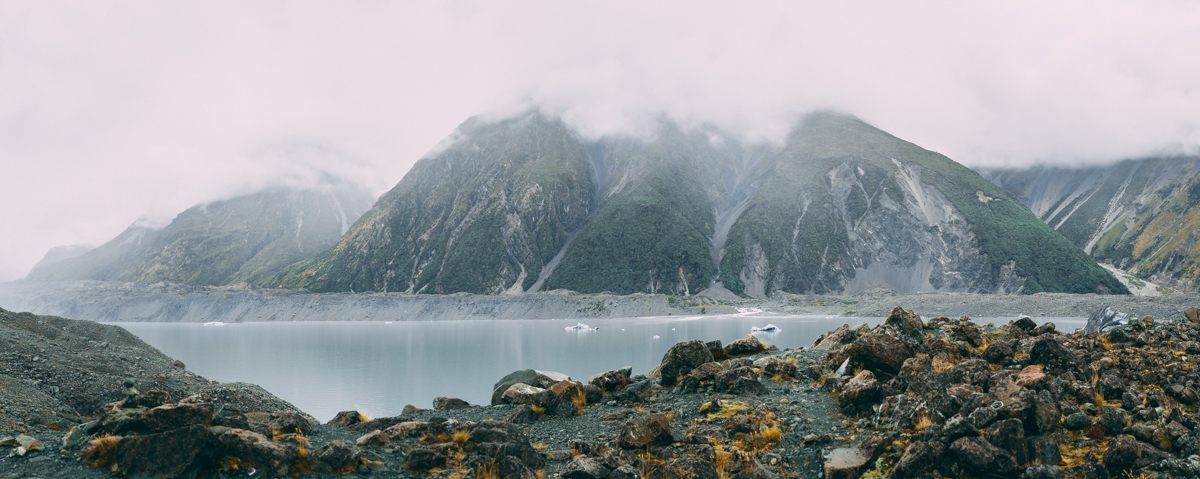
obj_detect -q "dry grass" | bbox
[760,427,782,443]
[568,390,588,412]
[706,401,749,418]
[714,449,734,479]
[530,405,546,416]
[913,415,934,431]
[82,434,122,468]
[531,442,548,450]
[453,430,470,446]
[476,461,499,479]
[358,412,371,423]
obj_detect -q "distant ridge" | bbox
[26,185,375,286]
[265,111,1126,296]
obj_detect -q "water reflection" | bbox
[112,314,1079,421]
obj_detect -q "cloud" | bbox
[1,0,1199,281]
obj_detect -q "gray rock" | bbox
[563,457,610,479]
[309,440,363,473]
[433,397,472,410]
[405,449,447,471]
[659,340,715,387]
[1084,305,1129,334]
[492,369,571,405]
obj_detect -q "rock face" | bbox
[983,155,1200,293]
[264,110,1123,296]
[27,185,374,286]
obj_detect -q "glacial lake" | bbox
[112,314,1085,422]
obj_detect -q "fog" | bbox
[2,1,1199,281]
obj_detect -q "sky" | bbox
[2,1,1200,281]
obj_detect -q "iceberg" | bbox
[565,322,597,331]
[751,324,781,332]
[203,321,225,326]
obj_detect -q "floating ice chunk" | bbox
[653,335,661,339]
[751,324,780,333]
[565,322,598,331]
[203,321,225,326]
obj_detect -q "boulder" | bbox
[469,421,544,469]
[217,428,299,476]
[505,405,539,424]
[113,424,214,478]
[1024,465,1064,479]
[492,369,571,405]
[949,437,1017,476]
[551,380,587,406]
[534,388,578,416]
[837,370,880,410]
[406,448,447,471]
[1099,373,1126,399]
[724,335,766,357]
[844,333,916,374]
[1015,365,1047,388]
[685,426,729,445]
[942,415,978,441]
[1097,406,1130,436]
[823,446,873,479]
[142,402,212,431]
[269,410,314,435]
[706,340,728,360]
[1029,337,1080,366]
[589,367,633,393]
[885,306,924,338]
[754,356,797,378]
[715,367,767,395]
[983,418,1028,464]
[888,440,945,479]
[608,464,640,479]
[582,384,603,404]
[502,383,546,405]
[981,341,1015,365]
[384,421,437,439]
[813,325,859,350]
[1186,307,1200,324]
[1063,412,1089,431]
[99,406,147,434]
[1013,316,1037,332]
[618,413,673,449]
[951,323,984,347]
[327,410,367,427]
[356,430,391,447]
[309,440,363,473]
[433,397,472,410]
[563,457,611,479]
[659,340,716,386]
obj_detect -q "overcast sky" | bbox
[2,1,1199,281]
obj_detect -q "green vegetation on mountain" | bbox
[720,113,1127,295]
[267,113,594,294]
[987,156,1200,291]
[543,126,737,294]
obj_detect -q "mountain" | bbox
[982,156,1200,292]
[26,185,375,286]
[27,244,94,273]
[267,111,1127,296]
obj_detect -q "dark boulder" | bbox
[470,422,544,469]
[844,333,915,375]
[949,437,1017,476]
[1013,316,1037,332]
[128,390,172,409]
[885,306,924,338]
[506,405,539,424]
[659,340,715,386]
[724,335,766,357]
[982,341,1015,365]
[618,413,673,449]
[492,370,571,405]
[269,410,314,435]
[217,428,299,476]
[888,440,945,479]
[563,457,611,479]
[327,410,366,427]
[706,340,728,361]
[405,448,447,471]
[951,323,984,347]
[984,418,1028,464]
[142,402,212,431]
[1097,407,1130,436]
[1029,337,1080,366]
[309,440,363,473]
[837,370,880,410]
[113,424,215,478]
[589,367,633,393]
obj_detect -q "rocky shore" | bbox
[3,280,1198,324]
[6,303,1200,478]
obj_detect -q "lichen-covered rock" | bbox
[327,410,366,427]
[218,427,299,476]
[309,440,363,473]
[405,448,447,471]
[651,455,717,479]
[589,367,633,393]
[142,402,212,431]
[949,437,1016,476]
[888,440,945,479]
[885,306,924,338]
[492,369,571,405]
[563,457,610,479]
[837,370,880,410]
[269,410,314,435]
[433,396,472,410]
[113,424,214,478]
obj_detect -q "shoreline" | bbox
[2,280,1197,325]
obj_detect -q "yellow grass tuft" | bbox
[932,356,953,373]
[532,442,548,450]
[453,430,470,446]
[530,405,546,416]
[569,390,588,412]
[761,426,782,443]
[785,357,798,366]
[476,461,499,479]
[82,434,122,468]
[358,412,371,423]
[914,415,934,431]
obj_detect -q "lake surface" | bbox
[112,313,1083,422]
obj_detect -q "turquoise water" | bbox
[112,313,1080,421]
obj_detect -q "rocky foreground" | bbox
[5,305,1200,478]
